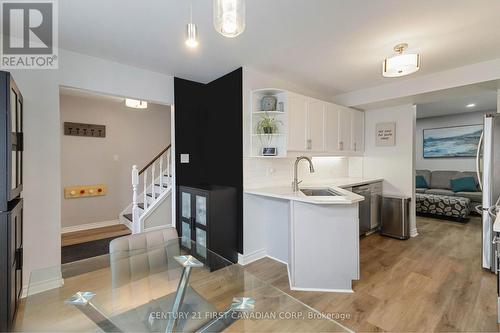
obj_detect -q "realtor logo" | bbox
[1,0,58,69]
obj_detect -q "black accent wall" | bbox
[174,68,243,253]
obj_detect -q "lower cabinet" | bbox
[0,198,23,332]
[177,185,238,267]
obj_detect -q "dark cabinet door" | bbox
[4,74,23,203]
[178,188,209,260]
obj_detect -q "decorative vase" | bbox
[261,96,277,111]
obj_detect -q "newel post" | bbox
[131,165,141,233]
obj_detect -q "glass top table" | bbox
[20,237,349,332]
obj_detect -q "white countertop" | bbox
[244,178,382,205]
[301,177,383,189]
[245,185,364,205]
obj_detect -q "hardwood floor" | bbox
[61,224,131,247]
[246,215,500,332]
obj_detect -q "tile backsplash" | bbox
[244,156,363,189]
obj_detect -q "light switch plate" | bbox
[180,154,190,163]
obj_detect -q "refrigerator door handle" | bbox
[477,130,484,191]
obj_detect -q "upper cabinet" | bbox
[287,94,308,151]
[250,89,364,157]
[351,109,364,152]
[338,106,352,152]
[306,98,325,152]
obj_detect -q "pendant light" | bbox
[185,3,199,48]
[382,43,420,77]
[213,0,245,38]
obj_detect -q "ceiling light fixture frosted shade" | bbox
[466,103,476,108]
[185,23,199,48]
[383,43,420,78]
[125,99,148,109]
[213,0,245,38]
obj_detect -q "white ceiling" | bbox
[60,0,500,96]
[417,89,497,119]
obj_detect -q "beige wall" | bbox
[60,92,171,228]
[363,104,417,236]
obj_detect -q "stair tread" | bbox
[123,213,133,222]
[155,183,170,188]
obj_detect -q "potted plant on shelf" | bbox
[256,113,282,135]
[256,113,282,156]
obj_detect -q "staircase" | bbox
[121,144,173,233]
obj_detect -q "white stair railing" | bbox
[131,145,172,233]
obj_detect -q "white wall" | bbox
[415,110,490,172]
[11,49,174,291]
[60,93,171,228]
[363,104,417,236]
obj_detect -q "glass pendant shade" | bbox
[185,23,199,48]
[213,0,245,38]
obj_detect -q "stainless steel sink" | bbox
[300,188,341,196]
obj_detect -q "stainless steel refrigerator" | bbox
[0,71,23,331]
[477,113,500,272]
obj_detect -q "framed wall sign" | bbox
[376,122,396,146]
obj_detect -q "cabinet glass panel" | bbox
[181,222,191,249]
[195,195,207,226]
[11,151,16,190]
[181,192,191,219]
[196,228,207,258]
[17,99,22,132]
[10,89,17,132]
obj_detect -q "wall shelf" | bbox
[250,89,289,158]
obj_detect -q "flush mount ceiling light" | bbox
[185,3,199,48]
[214,0,245,38]
[125,99,148,109]
[382,43,420,78]
[466,103,476,108]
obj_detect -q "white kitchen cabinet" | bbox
[324,103,339,152]
[306,98,325,151]
[351,109,364,152]
[287,94,308,151]
[338,106,352,152]
[251,88,364,157]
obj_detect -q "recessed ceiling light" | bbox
[466,103,476,108]
[125,99,148,109]
[382,43,420,78]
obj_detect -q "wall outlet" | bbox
[180,154,190,163]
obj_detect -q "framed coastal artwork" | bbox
[423,124,483,158]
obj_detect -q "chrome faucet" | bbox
[293,156,315,192]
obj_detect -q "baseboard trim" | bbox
[238,248,267,266]
[61,219,120,234]
[410,228,419,238]
[21,276,64,298]
[290,286,354,293]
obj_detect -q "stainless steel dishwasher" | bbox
[352,185,372,235]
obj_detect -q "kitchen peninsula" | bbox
[243,178,382,292]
